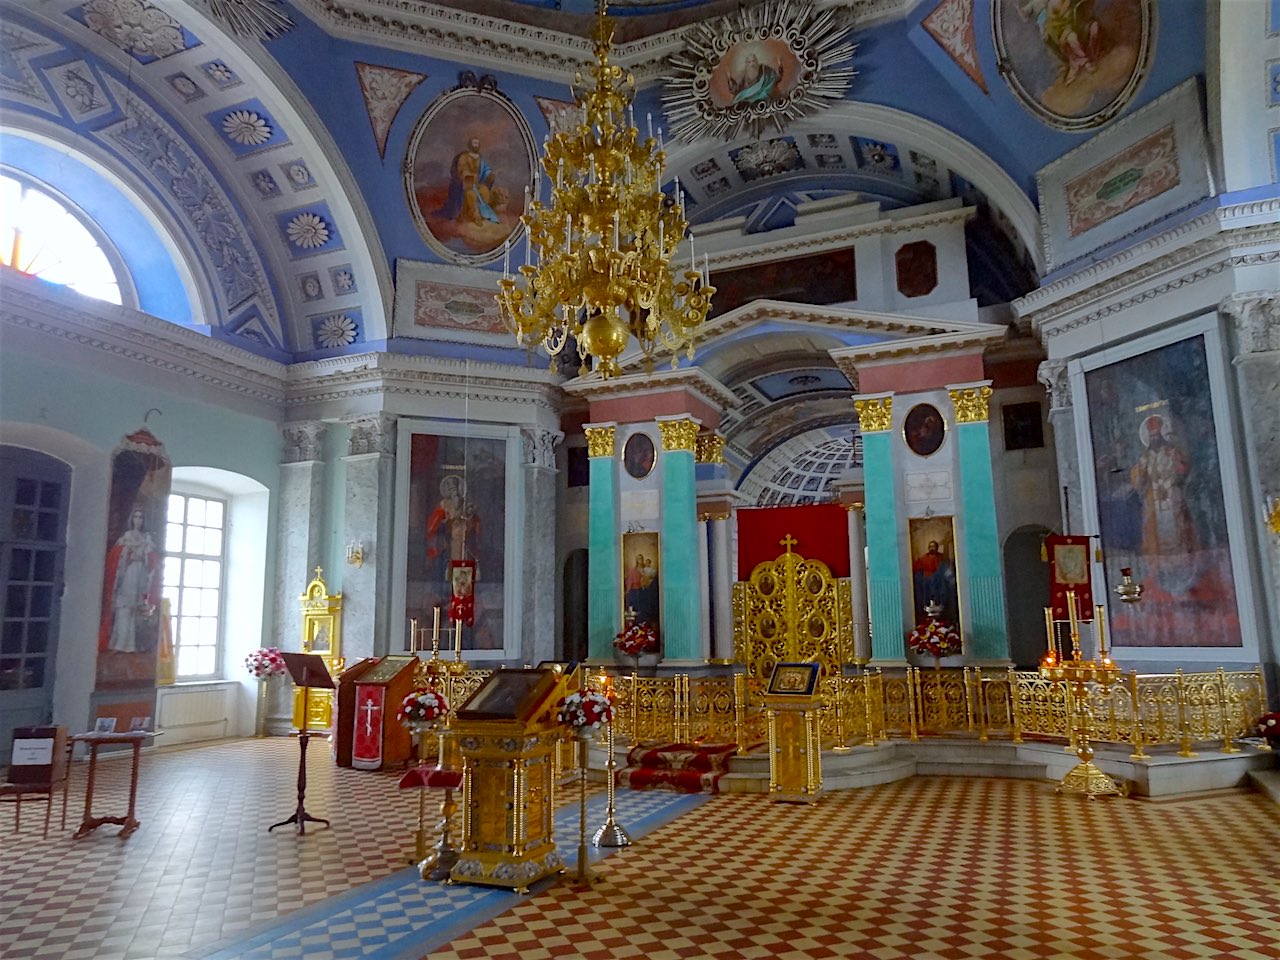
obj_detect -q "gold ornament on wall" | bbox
[695,433,725,464]
[948,385,992,424]
[658,417,699,452]
[495,2,714,379]
[853,396,893,433]
[584,425,617,458]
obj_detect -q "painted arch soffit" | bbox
[2,1,390,357]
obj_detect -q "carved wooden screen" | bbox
[731,538,853,686]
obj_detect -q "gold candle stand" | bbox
[592,719,631,848]
[574,730,597,885]
[1040,593,1124,799]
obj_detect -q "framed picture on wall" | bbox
[621,531,661,636]
[907,516,960,629]
[393,420,523,659]
[1073,316,1256,657]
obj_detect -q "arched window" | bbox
[0,171,125,305]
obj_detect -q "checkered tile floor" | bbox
[2,739,1278,960]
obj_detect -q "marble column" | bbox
[709,514,734,661]
[521,426,563,665]
[341,413,397,660]
[1037,360,1081,532]
[657,415,702,662]
[845,504,871,662]
[697,517,712,660]
[947,382,1009,662]
[584,423,619,661]
[854,394,905,661]
[275,423,327,649]
[1221,293,1280,677]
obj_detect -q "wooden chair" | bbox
[1,725,70,838]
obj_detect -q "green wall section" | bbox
[587,454,619,660]
[660,448,700,661]
[955,422,1009,659]
[862,431,905,660]
[0,351,280,486]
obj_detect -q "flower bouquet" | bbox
[557,687,614,736]
[907,618,962,659]
[1255,711,1280,746]
[244,647,288,679]
[614,621,658,658]
[397,688,449,726]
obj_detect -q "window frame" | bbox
[163,490,229,681]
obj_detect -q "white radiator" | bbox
[156,683,233,745]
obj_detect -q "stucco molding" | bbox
[561,365,740,411]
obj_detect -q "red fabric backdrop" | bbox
[737,504,850,580]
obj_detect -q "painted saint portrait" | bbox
[1085,335,1240,647]
[903,403,946,457]
[623,432,655,480]
[908,516,960,628]
[708,39,800,109]
[405,433,507,650]
[404,80,535,264]
[621,531,660,634]
[993,0,1154,130]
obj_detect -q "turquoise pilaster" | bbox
[657,416,701,662]
[855,395,905,662]
[949,384,1009,661]
[585,424,619,661]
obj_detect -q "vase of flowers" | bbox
[614,621,659,673]
[1255,711,1280,749]
[245,647,288,738]
[398,688,450,762]
[558,687,614,739]
[907,614,962,662]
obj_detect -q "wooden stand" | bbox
[269,654,334,835]
[70,730,157,839]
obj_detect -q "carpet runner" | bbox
[616,741,738,795]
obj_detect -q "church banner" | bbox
[1044,534,1094,621]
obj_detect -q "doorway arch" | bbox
[1004,525,1053,669]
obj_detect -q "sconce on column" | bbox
[346,540,365,568]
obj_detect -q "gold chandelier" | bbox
[496,3,714,379]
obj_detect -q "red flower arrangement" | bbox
[558,687,614,733]
[397,688,449,725]
[244,647,288,679]
[907,618,962,659]
[614,621,659,658]
[1256,712,1280,743]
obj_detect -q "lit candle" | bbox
[409,618,419,653]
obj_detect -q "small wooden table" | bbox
[70,731,158,839]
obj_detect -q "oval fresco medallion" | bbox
[404,79,535,264]
[992,0,1155,131]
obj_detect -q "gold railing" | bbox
[607,666,1269,755]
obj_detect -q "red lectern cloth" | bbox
[1045,534,1094,621]
[399,765,462,790]
[737,504,850,580]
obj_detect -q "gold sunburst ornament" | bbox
[496,1,714,379]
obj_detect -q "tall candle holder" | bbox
[573,727,597,885]
[1040,591,1124,798]
[592,716,631,847]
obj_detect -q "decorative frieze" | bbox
[657,417,699,453]
[948,385,992,424]
[346,412,396,456]
[521,427,563,468]
[583,425,616,459]
[853,395,893,433]
[281,421,325,463]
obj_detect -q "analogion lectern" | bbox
[269,653,335,834]
[448,668,572,893]
[763,662,824,805]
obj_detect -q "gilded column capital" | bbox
[948,384,993,424]
[657,416,699,453]
[583,424,616,458]
[695,433,725,464]
[853,395,893,433]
